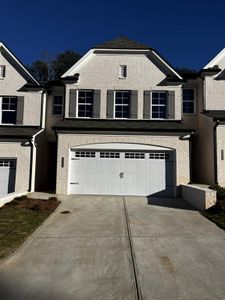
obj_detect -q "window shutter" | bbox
[143,91,151,119]
[167,91,175,119]
[93,90,101,118]
[130,90,138,119]
[69,89,76,118]
[16,96,24,125]
[106,90,114,118]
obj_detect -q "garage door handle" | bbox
[70,182,79,185]
[119,172,124,179]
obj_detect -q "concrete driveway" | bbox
[0,195,225,300]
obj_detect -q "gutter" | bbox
[28,91,47,192]
[213,120,219,184]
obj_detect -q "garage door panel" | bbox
[0,159,16,197]
[69,149,175,197]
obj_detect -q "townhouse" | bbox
[1,36,225,202]
[0,42,47,202]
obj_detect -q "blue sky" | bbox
[1,0,225,70]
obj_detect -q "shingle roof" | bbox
[0,126,40,138]
[202,111,225,121]
[94,36,152,50]
[54,119,194,133]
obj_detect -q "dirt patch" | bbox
[3,196,60,213]
[160,256,175,274]
[60,210,71,214]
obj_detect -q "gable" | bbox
[62,50,182,85]
[0,42,39,85]
[204,47,225,70]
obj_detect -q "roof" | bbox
[0,42,39,85]
[94,36,152,50]
[202,111,225,121]
[53,119,194,133]
[175,70,199,80]
[18,83,44,92]
[0,126,40,138]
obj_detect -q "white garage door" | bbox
[68,149,175,197]
[0,159,16,197]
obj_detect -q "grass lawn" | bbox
[0,196,60,259]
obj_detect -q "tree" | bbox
[28,50,81,82]
[52,51,81,80]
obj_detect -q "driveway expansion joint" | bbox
[123,196,143,300]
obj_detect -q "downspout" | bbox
[29,91,47,192]
[213,120,219,184]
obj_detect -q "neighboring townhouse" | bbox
[195,48,225,187]
[0,42,45,202]
[53,37,196,197]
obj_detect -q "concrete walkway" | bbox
[0,195,225,300]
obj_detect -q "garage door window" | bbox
[100,152,120,158]
[75,151,95,158]
[125,152,145,159]
[149,153,170,160]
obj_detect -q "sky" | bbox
[1,0,225,70]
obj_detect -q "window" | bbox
[1,97,17,124]
[125,152,145,159]
[183,89,195,114]
[53,96,63,116]
[114,91,130,118]
[151,92,167,119]
[119,65,127,78]
[100,152,120,158]
[149,153,170,160]
[0,65,6,78]
[75,151,95,158]
[0,159,16,168]
[77,90,93,118]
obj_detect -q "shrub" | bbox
[209,184,225,200]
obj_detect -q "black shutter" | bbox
[16,96,24,125]
[130,90,138,119]
[93,90,101,118]
[168,91,175,119]
[143,91,151,119]
[106,90,114,118]
[69,89,77,118]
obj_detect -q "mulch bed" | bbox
[3,195,60,213]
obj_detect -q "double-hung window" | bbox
[151,92,167,119]
[0,97,17,124]
[114,91,130,118]
[52,95,63,116]
[183,89,195,114]
[77,90,93,118]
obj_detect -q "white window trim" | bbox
[75,89,93,118]
[0,96,17,125]
[113,90,130,119]
[119,65,127,79]
[182,88,196,115]
[150,91,168,120]
[52,95,64,116]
